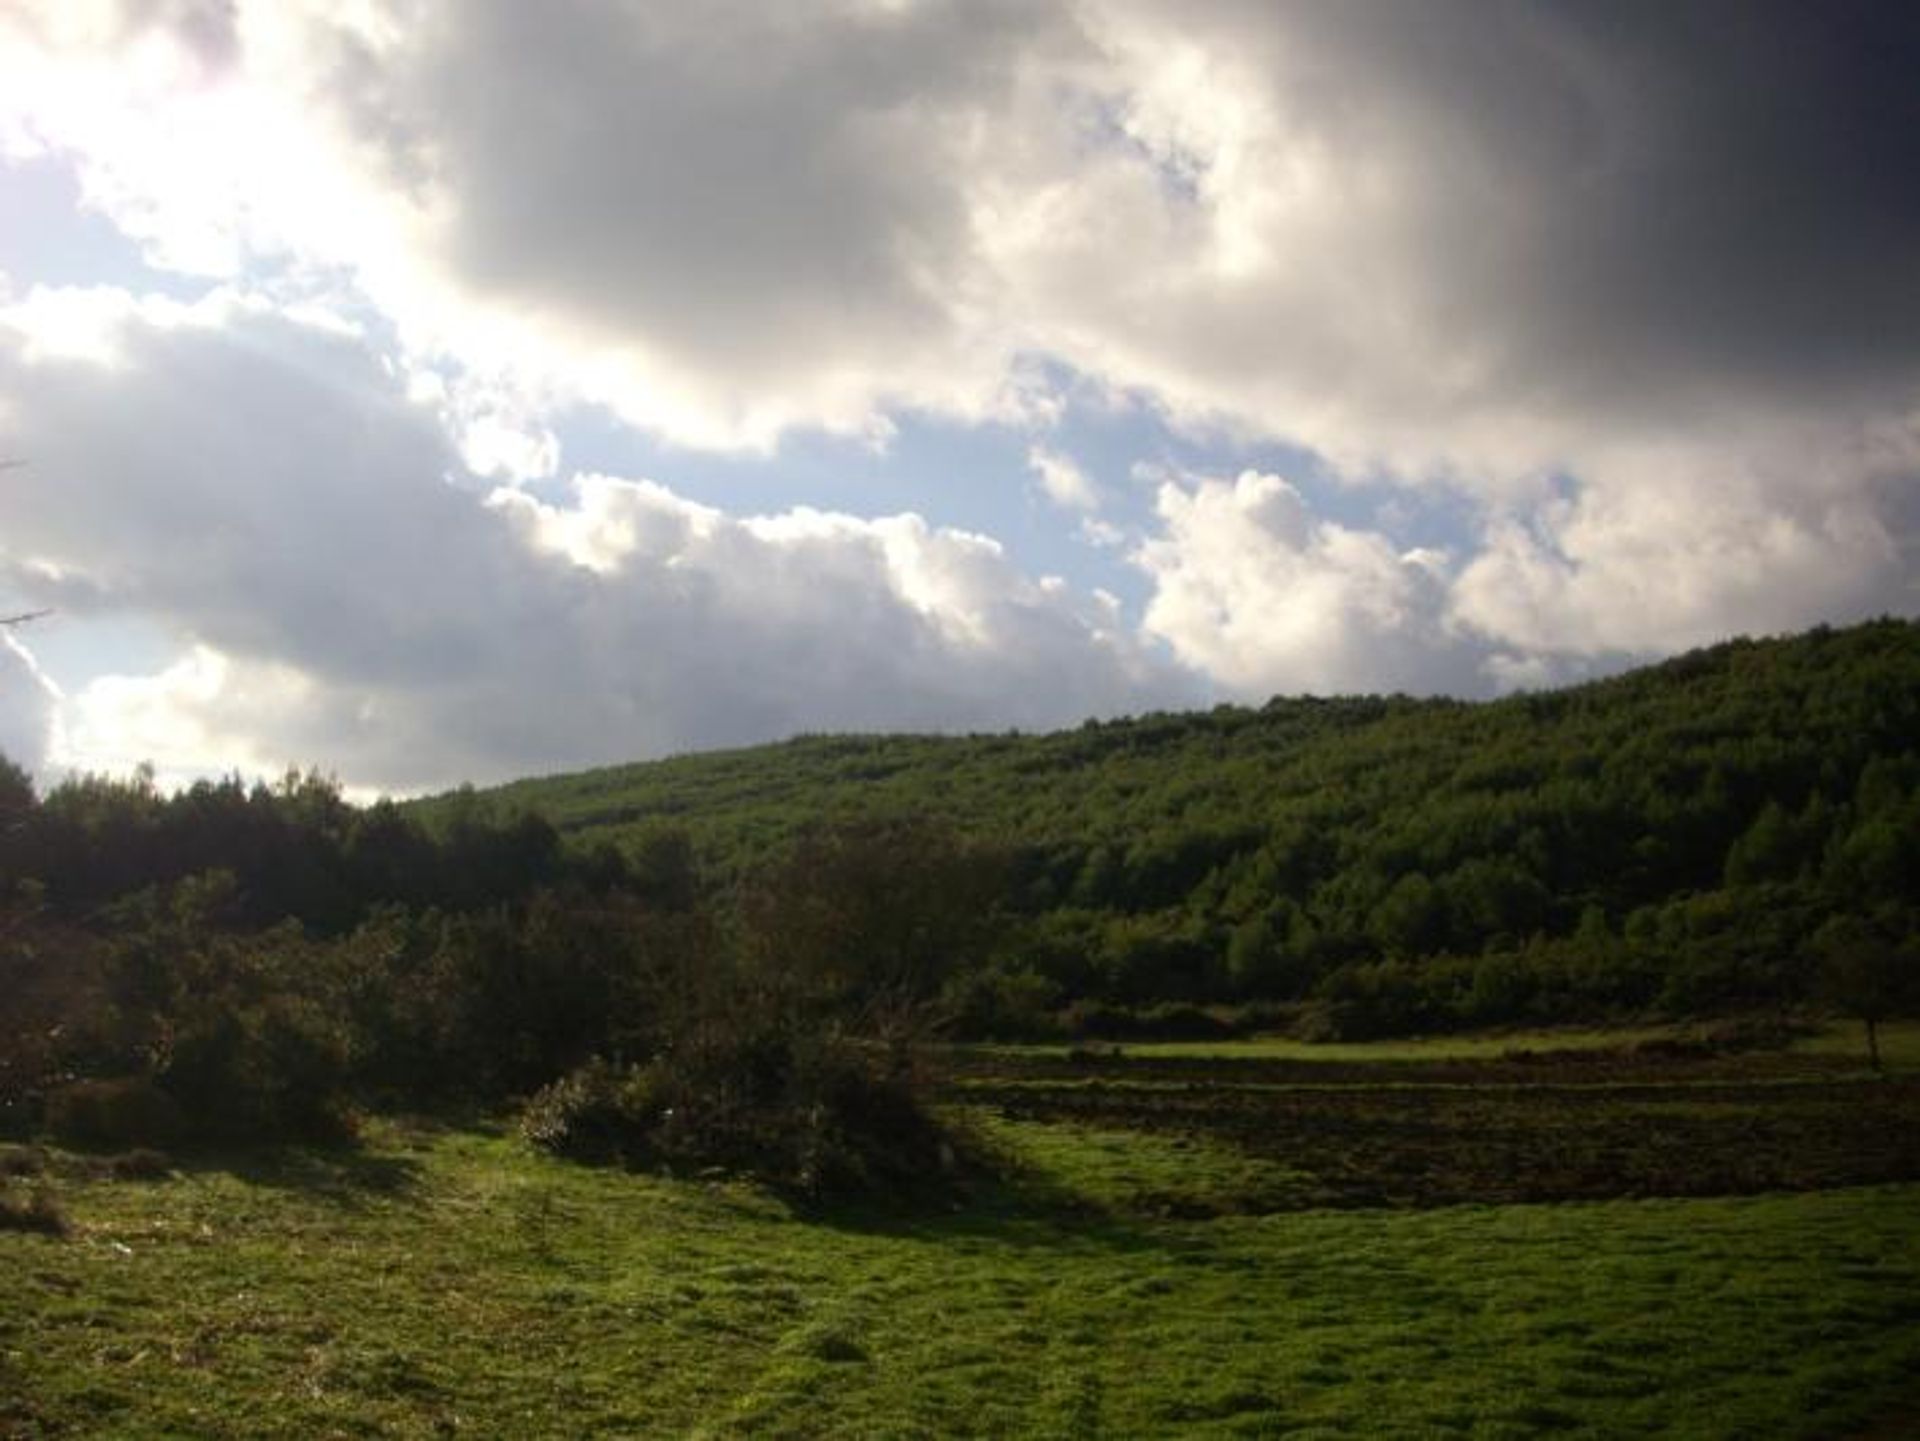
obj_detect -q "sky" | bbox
[1,0,1917,797]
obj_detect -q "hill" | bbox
[418,618,1920,1035]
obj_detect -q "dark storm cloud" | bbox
[1500,0,1920,410]
[316,0,1073,411]
[1131,0,1920,424]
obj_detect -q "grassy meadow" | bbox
[6,1025,1919,1439]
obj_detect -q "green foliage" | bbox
[421,618,1920,1030]
[1060,998,1239,1041]
[523,1037,956,1201]
[739,816,1005,1047]
[44,1078,185,1151]
[517,1056,660,1160]
[11,767,614,934]
[523,829,980,1197]
[0,910,126,1137]
[4,616,1920,1150]
[160,984,357,1144]
[1815,910,1920,1070]
[941,963,1063,1040]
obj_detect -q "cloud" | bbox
[1008,1,1920,473]
[0,632,59,775]
[1054,1,1920,681]
[51,643,312,786]
[0,289,1189,789]
[2,0,1916,715]
[1135,470,1475,697]
[3,0,1083,448]
[11,2,1919,464]
[1027,445,1099,512]
[1449,432,1915,658]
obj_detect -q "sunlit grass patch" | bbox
[988,1017,1920,1079]
[973,1110,1322,1215]
[981,1025,1664,1066]
[1793,1018,1920,1071]
[1034,1021,1755,1063]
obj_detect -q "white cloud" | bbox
[0,632,59,776]
[52,644,307,788]
[0,291,1190,789]
[1028,445,1100,512]
[453,406,559,485]
[11,4,1918,477]
[1449,429,1917,658]
[1136,470,1474,697]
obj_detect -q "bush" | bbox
[0,1183,66,1236]
[45,1078,185,1150]
[942,966,1063,1041]
[1137,1002,1240,1041]
[523,1032,963,1201]
[158,992,357,1143]
[519,1057,659,1162]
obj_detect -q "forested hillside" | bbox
[3,620,1917,1160]
[431,618,1920,1035]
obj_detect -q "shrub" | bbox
[1137,1002,1239,1041]
[942,966,1063,1041]
[523,1032,963,1201]
[0,915,130,1140]
[158,992,357,1143]
[1313,959,1447,1040]
[519,1057,659,1163]
[45,1078,185,1150]
[1058,999,1130,1039]
[0,1183,68,1236]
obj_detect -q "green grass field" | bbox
[6,1081,1920,1438]
[995,1024,1691,1064]
[995,1019,1920,1069]
[1790,1018,1920,1069]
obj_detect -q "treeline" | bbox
[3,620,1919,1158]
[0,765,667,1137]
[2,765,643,931]
[0,762,992,1188]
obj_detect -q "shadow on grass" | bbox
[175,1138,426,1209]
[773,1127,1177,1255]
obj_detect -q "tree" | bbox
[740,817,1005,1059]
[1813,913,1919,1072]
[1370,871,1446,957]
